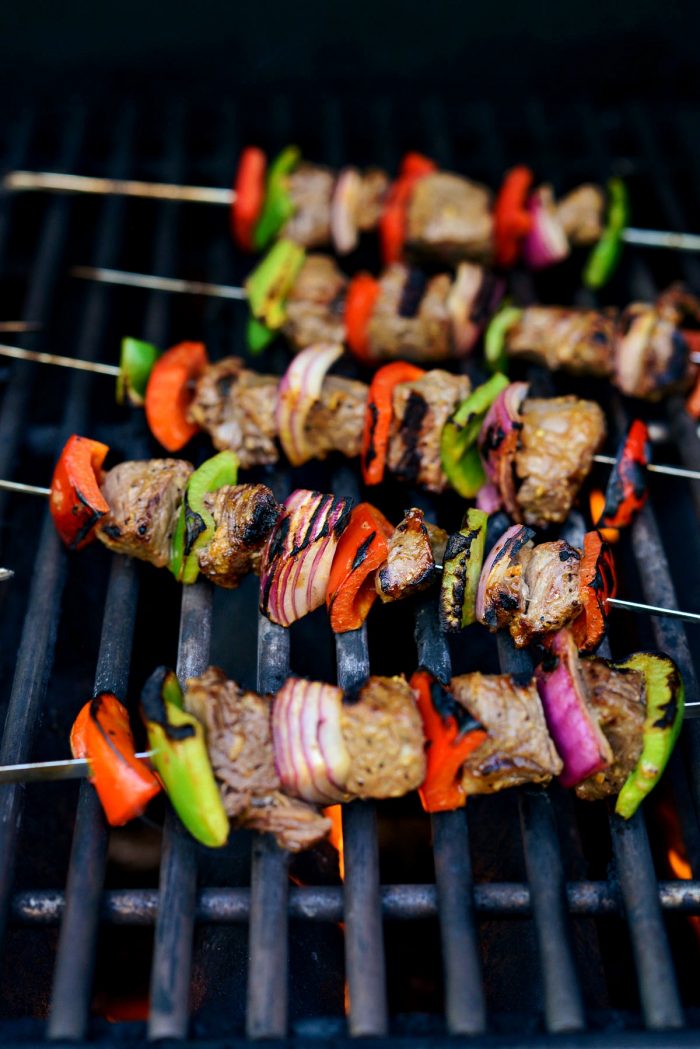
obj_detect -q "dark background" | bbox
[1,0,699,103]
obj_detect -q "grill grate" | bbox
[1,92,700,1045]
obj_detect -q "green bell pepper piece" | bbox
[245,238,306,335]
[440,373,509,498]
[252,145,301,251]
[170,450,239,584]
[116,337,160,407]
[246,316,277,355]
[583,177,630,290]
[439,508,489,632]
[484,305,523,375]
[614,651,684,819]
[141,667,229,848]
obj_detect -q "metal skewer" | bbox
[7,170,700,255]
[0,322,41,334]
[0,750,154,785]
[71,266,247,301]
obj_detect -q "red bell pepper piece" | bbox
[231,147,267,251]
[70,693,162,826]
[595,419,651,530]
[345,273,381,364]
[326,502,394,632]
[493,166,534,268]
[144,341,209,452]
[411,669,487,813]
[49,435,110,550]
[379,154,437,265]
[684,331,700,418]
[361,361,425,486]
[571,531,617,653]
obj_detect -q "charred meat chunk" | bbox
[304,375,368,461]
[405,172,494,265]
[576,658,645,802]
[357,169,390,230]
[451,672,563,793]
[283,163,335,248]
[188,358,279,469]
[282,254,347,351]
[197,484,281,588]
[376,508,447,603]
[387,370,471,493]
[506,307,616,378]
[340,675,426,797]
[97,459,192,568]
[615,300,693,401]
[515,396,606,527]
[477,526,535,632]
[366,262,454,364]
[510,540,582,648]
[186,667,330,852]
[555,184,606,246]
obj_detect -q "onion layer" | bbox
[522,186,570,270]
[475,523,534,628]
[535,629,612,789]
[260,489,352,627]
[447,263,505,356]
[331,168,363,255]
[276,343,344,466]
[477,382,528,516]
[273,678,351,803]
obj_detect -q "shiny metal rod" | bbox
[623,227,700,251]
[594,453,700,482]
[72,266,247,301]
[0,751,154,785]
[4,170,234,206]
[0,343,119,376]
[0,479,51,497]
[0,322,41,333]
[608,597,700,625]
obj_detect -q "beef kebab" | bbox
[10,149,700,287]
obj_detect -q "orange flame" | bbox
[589,490,620,544]
[324,804,345,880]
[657,799,700,945]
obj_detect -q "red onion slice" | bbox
[476,482,502,514]
[522,186,571,270]
[276,343,344,466]
[273,678,351,804]
[477,382,528,516]
[446,264,505,356]
[331,168,363,255]
[272,682,295,790]
[535,629,613,789]
[475,523,534,625]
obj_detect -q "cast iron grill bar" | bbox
[0,109,94,960]
[414,596,487,1035]
[247,613,290,1039]
[46,107,142,1042]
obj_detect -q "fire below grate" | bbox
[1,91,700,1046]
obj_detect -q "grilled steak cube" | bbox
[615,301,693,400]
[197,484,281,588]
[506,307,616,378]
[282,254,347,351]
[186,667,331,852]
[97,459,192,568]
[340,675,426,797]
[357,169,390,230]
[555,184,606,245]
[304,375,368,461]
[510,540,582,648]
[376,508,446,603]
[451,672,563,793]
[576,658,645,802]
[478,528,535,632]
[366,263,454,364]
[283,163,335,248]
[515,396,606,527]
[387,370,471,492]
[405,172,494,265]
[188,358,279,469]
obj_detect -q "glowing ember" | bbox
[324,804,345,880]
[589,490,620,543]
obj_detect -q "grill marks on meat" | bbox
[188,358,279,469]
[515,397,606,527]
[615,300,694,400]
[197,484,281,588]
[282,254,347,351]
[510,541,582,648]
[367,263,454,364]
[405,172,494,265]
[478,527,535,631]
[388,370,471,492]
[283,164,336,249]
[507,307,616,378]
[186,668,331,852]
[576,659,645,802]
[451,673,563,793]
[555,184,606,245]
[97,459,193,567]
[304,375,367,461]
[340,676,426,797]
[376,508,446,603]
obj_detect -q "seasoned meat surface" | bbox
[283,163,335,248]
[556,184,606,245]
[507,307,615,378]
[614,302,692,400]
[451,673,563,793]
[576,659,645,802]
[515,397,606,526]
[366,263,454,364]
[97,459,192,568]
[357,168,390,229]
[186,667,330,851]
[478,527,534,631]
[376,508,445,603]
[340,675,426,797]
[283,254,347,351]
[304,375,367,461]
[197,484,281,588]
[510,540,582,647]
[387,370,471,492]
[406,172,494,264]
[188,358,279,468]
